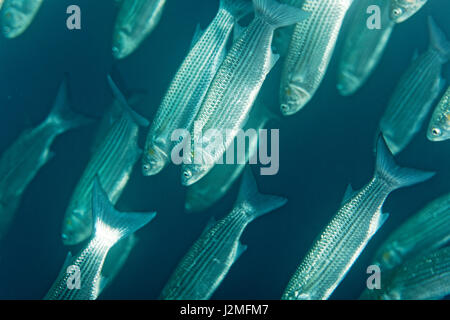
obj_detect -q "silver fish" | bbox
[282,136,434,300]
[142,0,252,176]
[1,0,44,38]
[112,0,167,59]
[364,247,450,300]
[45,178,156,300]
[379,17,450,155]
[181,0,309,186]
[98,234,139,296]
[279,0,353,115]
[427,86,450,142]
[389,0,428,24]
[61,76,149,246]
[160,168,287,300]
[371,192,450,272]
[337,0,395,96]
[0,77,91,240]
[185,102,273,213]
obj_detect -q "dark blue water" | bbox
[0,0,448,300]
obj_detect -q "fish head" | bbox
[337,70,361,96]
[280,83,311,116]
[427,113,450,141]
[61,209,92,246]
[181,163,209,186]
[376,242,404,270]
[2,9,27,38]
[112,30,136,59]
[142,144,168,176]
[389,0,428,23]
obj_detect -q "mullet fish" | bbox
[427,86,450,142]
[282,136,434,300]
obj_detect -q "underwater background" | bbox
[0,0,448,300]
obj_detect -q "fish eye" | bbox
[431,127,441,136]
[112,46,119,54]
[392,8,403,17]
[143,163,151,171]
[281,104,289,112]
[183,170,192,179]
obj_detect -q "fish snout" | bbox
[280,85,311,116]
[142,146,167,176]
[337,71,361,96]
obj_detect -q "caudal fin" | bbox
[46,75,93,132]
[221,0,253,20]
[374,135,435,190]
[92,177,156,246]
[107,75,149,127]
[253,0,310,29]
[236,167,287,221]
[428,16,450,63]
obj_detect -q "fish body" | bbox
[142,0,252,176]
[185,102,272,212]
[367,247,450,300]
[1,0,44,38]
[282,136,434,300]
[0,78,91,240]
[45,178,156,300]
[280,0,353,115]
[379,17,450,155]
[112,0,167,59]
[427,86,450,141]
[372,192,450,272]
[337,0,395,96]
[160,168,287,300]
[181,0,309,186]
[61,76,149,246]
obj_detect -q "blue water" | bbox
[0,0,449,299]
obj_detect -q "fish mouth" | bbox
[112,31,134,59]
[337,71,361,96]
[142,145,168,176]
[280,85,311,116]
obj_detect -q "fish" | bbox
[181,0,309,186]
[0,76,91,241]
[1,0,44,38]
[379,17,450,155]
[279,0,353,116]
[371,192,450,272]
[363,246,450,300]
[142,0,252,176]
[337,0,395,96]
[160,168,287,300]
[427,86,450,142]
[281,135,435,300]
[98,234,139,296]
[45,178,156,300]
[0,0,3,11]
[389,0,428,24]
[61,76,149,246]
[185,102,273,213]
[112,0,167,59]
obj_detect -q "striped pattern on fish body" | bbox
[46,178,156,300]
[142,0,248,176]
[427,86,450,141]
[337,0,395,96]
[161,168,287,300]
[380,49,444,155]
[378,247,450,300]
[282,137,434,300]
[185,102,272,213]
[182,0,309,186]
[372,192,450,272]
[113,0,166,59]
[1,0,44,38]
[62,111,143,245]
[280,0,353,115]
[160,206,252,300]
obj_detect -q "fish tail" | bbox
[220,0,253,20]
[374,135,435,190]
[252,0,310,29]
[91,177,156,246]
[46,74,93,132]
[428,16,450,62]
[107,75,149,127]
[236,167,287,222]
